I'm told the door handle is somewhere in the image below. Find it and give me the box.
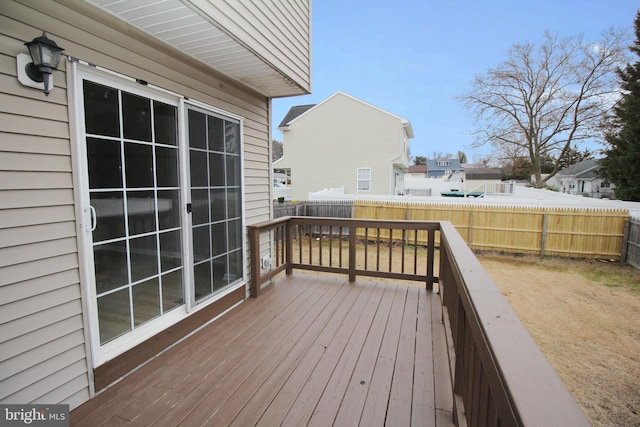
[88,205,97,232]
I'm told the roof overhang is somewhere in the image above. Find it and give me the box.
[401,120,415,139]
[84,0,309,97]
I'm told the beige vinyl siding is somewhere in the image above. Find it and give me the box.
[277,93,409,199]
[1,0,275,409]
[0,3,87,407]
[188,0,312,94]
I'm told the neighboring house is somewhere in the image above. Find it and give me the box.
[426,158,464,178]
[0,0,310,410]
[274,92,414,199]
[552,159,614,198]
[406,164,427,177]
[404,165,431,196]
[464,167,504,193]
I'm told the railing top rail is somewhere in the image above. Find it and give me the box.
[248,215,292,231]
[439,221,588,426]
[249,216,442,231]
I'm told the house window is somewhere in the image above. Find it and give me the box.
[357,168,371,191]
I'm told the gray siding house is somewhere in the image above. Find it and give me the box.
[0,0,310,409]
[426,158,464,178]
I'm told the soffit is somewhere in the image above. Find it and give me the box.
[84,0,305,97]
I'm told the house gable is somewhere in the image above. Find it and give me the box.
[426,158,464,177]
[275,92,413,199]
[283,91,414,138]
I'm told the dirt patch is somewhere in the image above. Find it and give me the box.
[477,253,640,427]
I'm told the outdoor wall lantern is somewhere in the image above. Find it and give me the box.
[16,32,64,96]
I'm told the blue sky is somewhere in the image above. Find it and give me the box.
[272,0,638,163]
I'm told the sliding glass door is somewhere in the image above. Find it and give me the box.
[79,74,245,352]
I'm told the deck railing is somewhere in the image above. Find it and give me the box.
[248,216,438,297]
[248,216,588,426]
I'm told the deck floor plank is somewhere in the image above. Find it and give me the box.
[213,277,362,425]
[331,284,398,426]
[126,277,315,423]
[359,285,409,427]
[169,276,346,425]
[133,275,323,426]
[273,284,387,427]
[413,288,437,427]
[387,286,420,426]
[71,274,453,427]
[306,282,387,426]
[246,277,369,426]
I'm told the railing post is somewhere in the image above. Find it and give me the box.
[427,229,435,291]
[249,225,261,298]
[348,224,356,282]
[286,220,293,275]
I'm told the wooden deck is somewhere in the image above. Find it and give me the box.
[71,274,454,426]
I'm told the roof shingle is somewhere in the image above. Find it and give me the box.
[278,104,316,128]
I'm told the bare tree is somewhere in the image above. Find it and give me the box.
[272,139,283,161]
[461,30,629,186]
[430,151,453,160]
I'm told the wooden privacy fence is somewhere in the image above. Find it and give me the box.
[354,201,629,260]
[276,200,631,261]
[624,217,640,268]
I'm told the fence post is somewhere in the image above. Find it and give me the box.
[540,214,548,257]
[621,219,631,264]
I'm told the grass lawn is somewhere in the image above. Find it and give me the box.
[478,253,640,427]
